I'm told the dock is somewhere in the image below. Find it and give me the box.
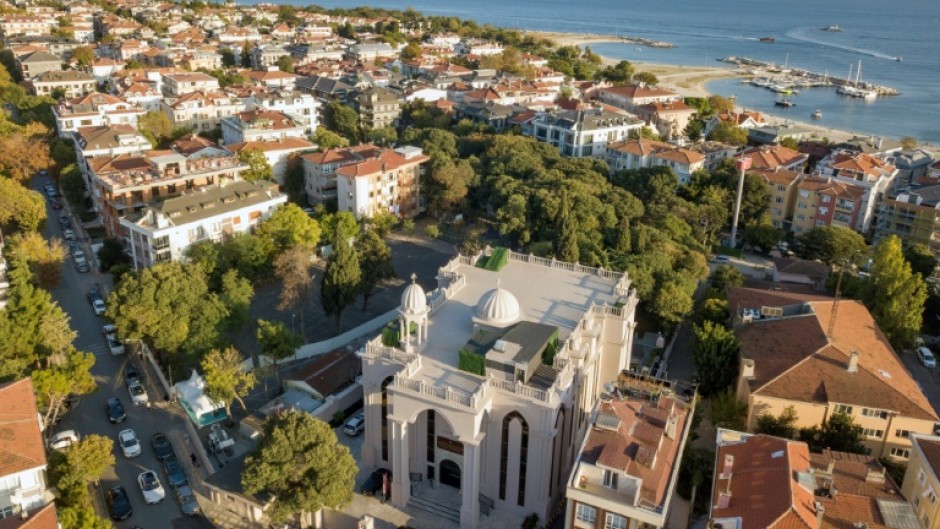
[719,56,900,96]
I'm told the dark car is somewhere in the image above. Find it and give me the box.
[175,484,200,516]
[152,433,175,461]
[105,397,126,424]
[360,468,392,497]
[51,198,63,209]
[163,456,188,489]
[106,485,133,521]
[125,364,141,387]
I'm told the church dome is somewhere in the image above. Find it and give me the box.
[400,273,427,314]
[473,282,522,327]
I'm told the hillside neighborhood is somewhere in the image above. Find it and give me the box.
[0,2,939,529]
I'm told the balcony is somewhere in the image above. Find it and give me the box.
[572,464,641,508]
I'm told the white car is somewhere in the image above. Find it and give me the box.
[343,412,365,436]
[107,334,125,355]
[91,299,106,316]
[918,346,937,369]
[118,429,142,458]
[127,380,148,406]
[102,324,117,336]
[48,430,80,450]
[137,470,166,504]
[63,228,75,241]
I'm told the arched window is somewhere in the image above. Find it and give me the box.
[380,376,393,462]
[550,406,566,498]
[499,411,529,506]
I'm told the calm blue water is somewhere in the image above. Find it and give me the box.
[265,0,940,142]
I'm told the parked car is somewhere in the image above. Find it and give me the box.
[46,187,58,199]
[88,290,106,315]
[108,334,125,355]
[103,323,117,336]
[119,428,142,458]
[74,258,89,273]
[105,397,126,424]
[918,346,936,369]
[175,484,200,516]
[128,380,148,406]
[360,468,392,497]
[137,470,166,504]
[63,228,75,240]
[125,364,141,387]
[343,412,365,436]
[106,486,133,520]
[48,430,80,450]
[57,214,70,227]
[151,433,175,461]
[163,456,188,489]
[51,198,63,209]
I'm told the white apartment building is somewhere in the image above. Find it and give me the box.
[301,143,386,205]
[359,249,640,529]
[336,146,428,219]
[217,27,262,44]
[817,150,899,234]
[0,16,55,36]
[251,44,290,69]
[595,84,680,113]
[29,70,96,98]
[121,180,286,269]
[606,139,707,185]
[246,91,320,136]
[220,109,306,146]
[0,378,57,525]
[160,91,246,132]
[53,93,145,138]
[525,109,643,158]
[73,124,152,185]
[162,72,220,97]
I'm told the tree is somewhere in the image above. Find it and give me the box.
[0,133,53,182]
[284,155,305,204]
[797,226,869,266]
[864,235,928,350]
[368,211,396,238]
[707,121,748,145]
[257,203,322,252]
[651,280,693,328]
[221,49,237,67]
[240,41,255,68]
[321,211,358,246]
[32,349,97,428]
[219,269,254,329]
[256,318,302,379]
[426,158,471,217]
[364,126,397,147]
[201,346,256,417]
[137,110,174,147]
[312,126,349,149]
[903,244,937,279]
[711,264,744,291]
[59,163,87,214]
[707,388,747,430]
[697,297,730,324]
[707,95,735,114]
[900,136,918,150]
[238,148,273,181]
[400,42,422,61]
[634,71,659,86]
[96,238,129,272]
[692,320,739,397]
[54,434,115,490]
[71,45,94,66]
[0,177,46,231]
[276,55,294,73]
[58,504,113,529]
[599,60,634,83]
[273,247,316,340]
[743,223,783,254]
[778,136,799,150]
[320,227,361,330]
[755,406,798,438]
[7,231,65,288]
[799,413,865,454]
[322,101,360,144]
[242,410,357,522]
[355,229,395,310]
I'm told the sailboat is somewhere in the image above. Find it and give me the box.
[837,61,877,100]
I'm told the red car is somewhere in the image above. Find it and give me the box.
[51,198,63,209]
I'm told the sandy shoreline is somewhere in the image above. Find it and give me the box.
[522,30,889,145]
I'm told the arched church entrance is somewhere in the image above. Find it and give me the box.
[439,459,461,489]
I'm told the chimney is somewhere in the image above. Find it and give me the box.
[847,351,859,373]
[720,454,734,479]
[815,501,825,528]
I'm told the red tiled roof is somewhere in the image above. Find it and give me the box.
[601,84,677,99]
[0,503,58,529]
[737,145,807,170]
[0,379,46,477]
[225,138,314,153]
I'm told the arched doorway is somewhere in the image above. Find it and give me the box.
[439,459,461,489]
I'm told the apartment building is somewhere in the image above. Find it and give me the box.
[633,100,697,140]
[53,93,145,138]
[73,124,152,185]
[246,91,320,136]
[710,429,913,529]
[902,434,940,529]
[355,87,402,130]
[595,84,679,113]
[224,138,314,184]
[728,286,938,460]
[89,145,250,238]
[565,373,694,529]
[29,70,96,98]
[605,139,706,184]
[0,378,58,528]
[704,110,765,136]
[755,168,804,230]
[217,27,262,44]
[336,146,428,219]
[121,180,286,269]
[162,72,220,97]
[251,44,290,69]
[15,50,60,80]
[220,109,307,146]
[736,144,809,172]
[300,143,385,204]
[526,108,643,158]
[0,16,55,37]
[789,177,867,234]
[875,187,940,276]
[160,91,246,132]
[817,150,899,234]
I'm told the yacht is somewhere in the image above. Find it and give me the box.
[837,61,878,100]
[823,24,842,32]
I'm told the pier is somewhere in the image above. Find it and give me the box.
[719,56,900,96]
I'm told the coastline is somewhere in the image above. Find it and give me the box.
[523,30,893,145]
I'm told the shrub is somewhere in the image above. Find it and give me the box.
[458,347,485,375]
[484,247,509,271]
[424,223,441,239]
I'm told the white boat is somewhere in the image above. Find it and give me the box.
[837,61,877,100]
[823,24,842,32]
[811,109,822,119]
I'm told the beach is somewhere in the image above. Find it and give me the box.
[523,30,899,146]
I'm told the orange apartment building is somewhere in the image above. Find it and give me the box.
[335,146,428,219]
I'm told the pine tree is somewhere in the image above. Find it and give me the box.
[355,229,395,311]
[864,235,928,351]
[320,227,361,330]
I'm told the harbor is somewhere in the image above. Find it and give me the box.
[720,56,901,96]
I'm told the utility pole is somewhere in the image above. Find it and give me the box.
[730,156,751,248]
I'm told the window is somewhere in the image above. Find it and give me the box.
[920,469,927,485]
[890,448,911,459]
[575,504,596,525]
[0,506,13,519]
[605,513,628,529]
[380,376,393,462]
[775,196,784,203]
[834,405,853,415]
[896,430,911,439]
[777,185,787,192]
[821,195,831,203]
[499,411,529,506]
[861,408,887,419]
[603,470,618,489]
[861,428,883,438]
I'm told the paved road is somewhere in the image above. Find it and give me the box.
[37,178,197,529]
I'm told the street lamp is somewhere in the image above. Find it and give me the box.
[729,156,752,248]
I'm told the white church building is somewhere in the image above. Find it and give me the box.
[358,249,640,529]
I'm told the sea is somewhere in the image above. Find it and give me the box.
[263,0,940,143]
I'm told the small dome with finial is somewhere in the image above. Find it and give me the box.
[400,273,427,314]
[473,279,522,328]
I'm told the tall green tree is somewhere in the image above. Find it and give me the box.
[864,235,928,350]
[707,121,748,145]
[692,320,740,397]
[273,247,316,340]
[797,226,869,266]
[322,100,360,144]
[257,203,322,252]
[355,229,395,310]
[707,388,748,430]
[219,269,254,329]
[799,413,865,454]
[0,176,47,231]
[755,406,799,438]
[320,227,361,330]
[238,148,274,181]
[32,348,97,427]
[311,126,349,149]
[903,243,937,279]
[276,55,294,73]
[256,319,303,374]
[137,110,175,147]
[242,410,357,521]
[201,346,256,417]
[711,264,744,291]
[651,279,694,328]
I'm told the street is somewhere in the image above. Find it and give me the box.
[37,178,202,529]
